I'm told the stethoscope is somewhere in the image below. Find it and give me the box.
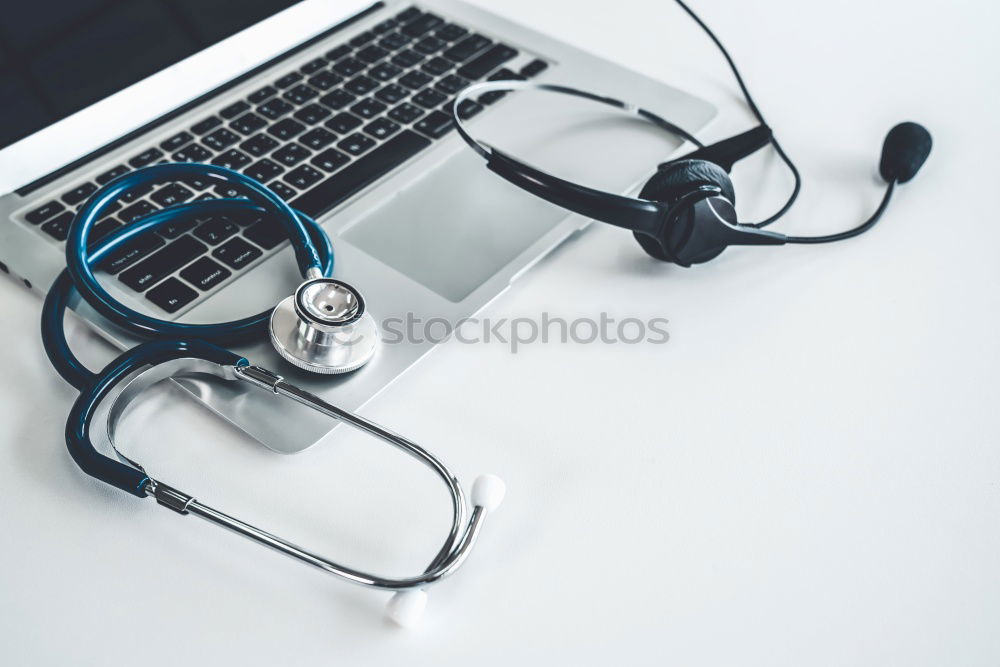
[40,163,505,627]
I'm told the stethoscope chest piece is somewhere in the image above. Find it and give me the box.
[270,277,379,374]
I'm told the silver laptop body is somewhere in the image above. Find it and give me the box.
[0,0,715,452]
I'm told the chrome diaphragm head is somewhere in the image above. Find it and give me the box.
[269,278,379,374]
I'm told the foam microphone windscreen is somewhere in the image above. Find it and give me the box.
[879,122,932,183]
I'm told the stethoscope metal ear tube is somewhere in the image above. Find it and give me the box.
[42,163,505,627]
[99,355,500,592]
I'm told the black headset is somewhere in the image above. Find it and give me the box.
[451,0,933,268]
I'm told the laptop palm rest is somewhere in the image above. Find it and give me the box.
[341,92,683,302]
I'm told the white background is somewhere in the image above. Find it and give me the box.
[1,1,998,665]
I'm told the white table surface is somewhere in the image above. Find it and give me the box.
[2,1,998,665]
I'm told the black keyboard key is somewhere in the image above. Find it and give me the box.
[119,184,153,203]
[375,83,409,104]
[435,74,470,95]
[226,208,264,227]
[388,102,424,124]
[248,86,277,104]
[350,30,376,47]
[436,23,468,42]
[173,143,213,162]
[213,237,262,270]
[364,117,400,140]
[455,98,484,119]
[308,70,342,91]
[194,216,238,245]
[488,67,523,82]
[414,36,445,54]
[211,149,252,170]
[372,18,397,34]
[245,158,284,183]
[180,257,231,291]
[300,57,328,74]
[401,12,443,37]
[391,49,424,68]
[396,7,421,22]
[89,218,123,247]
[332,57,365,77]
[119,235,206,291]
[96,164,130,185]
[399,70,432,89]
[325,44,351,61]
[291,130,431,218]
[272,143,311,166]
[479,90,506,105]
[41,211,74,241]
[274,71,303,89]
[283,83,319,105]
[311,148,350,172]
[220,100,250,119]
[231,112,267,135]
[214,184,249,200]
[444,34,492,63]
[191,116,222,134]
[283,164,325,189]
[146,277,198,313]
[521,59,549,78]
[119,200,157,223]
[157,216,196,239]
[357,45,389,64]
[379,31,412,51]
[98,232,164,273]
[150,183,193,208]
[294,103,331,125]
[370,62,403,81]
[161,131,192,152]
[350,98,387,119]
[299,127,337,150]
[414,110,454,138]
[240,133,279,157]
[319,89,356,110]
[413,88,447,109]
[458,44,518,79]
[268,181,297,201]
[76,199,120,216]
[128,148,163,168]
[203,128,241,151]
[345,75,379,96]
[258,98,294,119]
[325,112,363,134]
[182,174,212,190]
[422,56,453,76]
[268,118,306,140]
[26,200,65,224]
[243,217,286,250]
[338,133,376,156]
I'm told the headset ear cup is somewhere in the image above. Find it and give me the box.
[633,159,737,262]
[633,231,672,261]
[639,159,736,205]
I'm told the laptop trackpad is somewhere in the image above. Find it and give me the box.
[341,93,682,302]
[342,150,563,302]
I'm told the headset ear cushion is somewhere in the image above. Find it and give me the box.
[632,159,736,263]
[639,159,736,206]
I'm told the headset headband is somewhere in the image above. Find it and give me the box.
[451,81,704,235]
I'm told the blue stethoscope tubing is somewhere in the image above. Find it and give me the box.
[39,163,503,626]
[41,163,334,495]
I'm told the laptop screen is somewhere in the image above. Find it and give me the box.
[0,0,302,150]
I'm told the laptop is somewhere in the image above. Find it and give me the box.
[0,0,715,452]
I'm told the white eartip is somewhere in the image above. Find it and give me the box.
[386,590,428,628]
[471,474,506,512]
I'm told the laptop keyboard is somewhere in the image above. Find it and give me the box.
[19,6,549,314]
